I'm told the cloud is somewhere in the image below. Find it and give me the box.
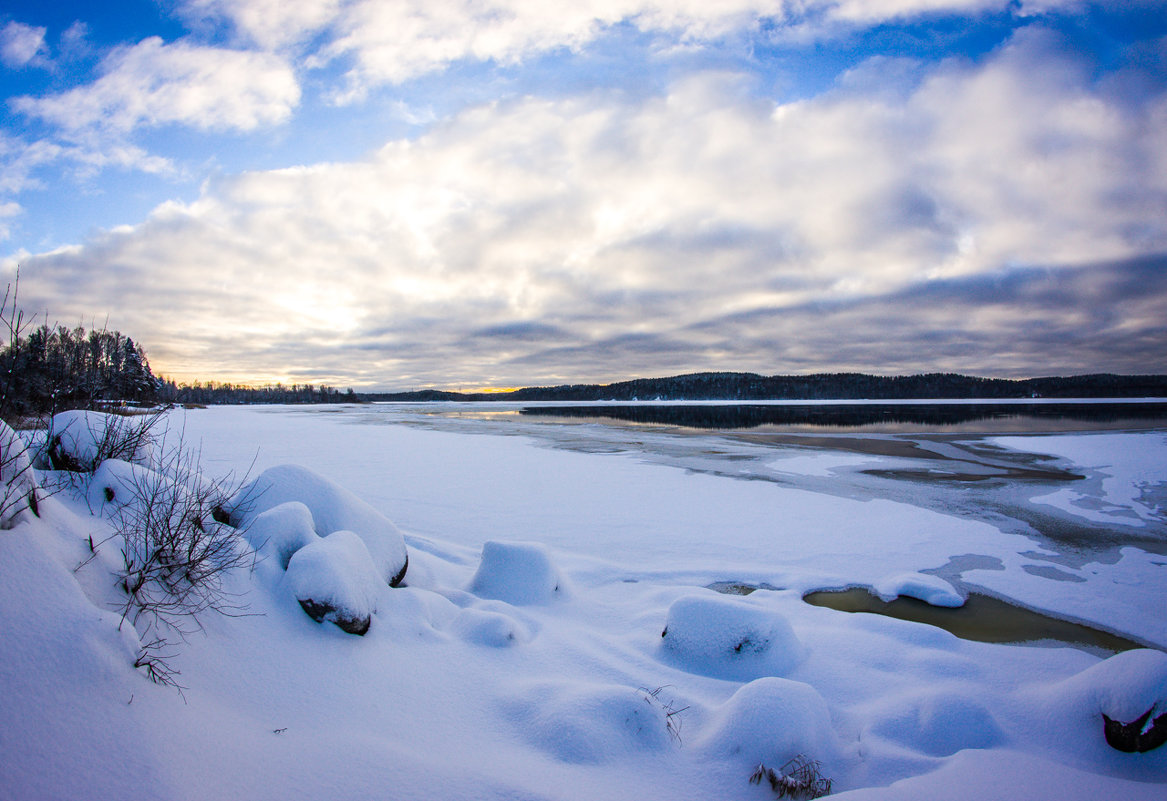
[180,0,341,50]
[0,201,21,241]
[0,21,47,68]
[0,132,175,199]
[679,256,1167,377]
[171,0,1093,101]
[11,37,300,134]
[6,26,1166,387]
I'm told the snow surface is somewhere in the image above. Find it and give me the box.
[2,403,1166,800]
[660,594,805,680]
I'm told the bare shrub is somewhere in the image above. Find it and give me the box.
[639,685,690,745]
[133,637,186,694]
[71,419,256,687]
[108,430,253,636]
[47,409,163,473]
[750,756,832,799]
[1,422,40,528]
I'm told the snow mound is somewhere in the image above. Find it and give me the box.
[245,501,318,569]
[867,690,1004,756]
[508,683,678,763]
[697,677,839,767]
[873,572,964,607]
[1049,648,1167,754]
[1048,648,1167,721]
[660,594,804,679]
[1019,648,1167,766]
[1,420,38,527]
[47,410,154,471]
[450,607,532,647]
[233,464,408,586]
[86,458,157,514]
[468,540,568,605]
[284,530,382,635]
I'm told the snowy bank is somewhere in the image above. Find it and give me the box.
[2,404,1165,801]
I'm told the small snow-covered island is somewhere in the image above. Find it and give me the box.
[2,395,1166,800]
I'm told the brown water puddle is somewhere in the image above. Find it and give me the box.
[708,582,1144,654]
[801,588,1144,654]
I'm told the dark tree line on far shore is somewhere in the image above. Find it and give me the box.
[367,371,1167,402]
[156,380,358,406]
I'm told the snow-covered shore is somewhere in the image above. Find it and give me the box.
[2,404,1165,800]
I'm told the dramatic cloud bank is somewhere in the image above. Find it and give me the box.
[2,2,1165,387]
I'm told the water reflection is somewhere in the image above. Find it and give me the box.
[518,402,1167,432]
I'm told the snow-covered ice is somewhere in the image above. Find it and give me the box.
[2,402,1165,800]
[992,433,1167,525]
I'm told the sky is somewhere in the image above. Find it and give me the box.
[1,1,1166,391]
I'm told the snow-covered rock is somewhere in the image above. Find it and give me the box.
[1046,648,1167,754]
[468,540,567,605]
[697,677,839,767]
[873,572,964,607]
[87,458,158,514]
[233,464,408,586]
[1,420,39,527]
[47,410,155,472]
[284,530,382,635]
[245,501,318,569]
[660,594,804,679]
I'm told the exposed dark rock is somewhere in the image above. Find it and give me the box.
[47,436,86,472]
[389,554,408,588]
[297,598,371,636]
[1103,708,1167,753]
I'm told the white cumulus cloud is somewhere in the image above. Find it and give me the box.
[0,21,47,68]
[11,37,300,134]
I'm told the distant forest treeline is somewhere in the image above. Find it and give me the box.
[367,372,1167,402]
[156,380,358,406]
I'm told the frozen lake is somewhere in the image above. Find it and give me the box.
[182,399,1167,648]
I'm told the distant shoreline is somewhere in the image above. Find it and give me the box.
[362,371,1167,403]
